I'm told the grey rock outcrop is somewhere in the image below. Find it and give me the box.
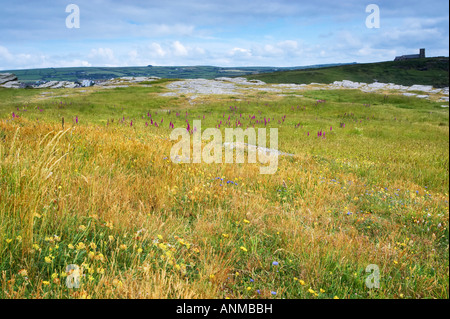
[119,76,161,82]
[36,81,79,89]
[0,73,21,88]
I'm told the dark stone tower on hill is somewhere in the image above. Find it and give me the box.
[420,48,425,58]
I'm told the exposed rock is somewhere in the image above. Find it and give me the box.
[332,80,363,88]
[119,76,161,82]
[0,73,21,88]
[81,80,94,87]
[407,85,433,92]
[160,92,178,97]
[367,82,387,89]
[1,81,21,89]
[215,77,266,85]
[326,79,442,100]
[166,79,239,95]
[0,73,17,84]
[158,77,446,100]
[386,83,409,90]
[36,81,79,89]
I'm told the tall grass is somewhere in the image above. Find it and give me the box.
[0,85,448,299]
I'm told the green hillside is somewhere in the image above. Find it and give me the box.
[246,57,449,88]
[2,63,351,84]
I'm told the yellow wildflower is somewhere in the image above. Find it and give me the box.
[95,253,105,262]
[112,279,123,288]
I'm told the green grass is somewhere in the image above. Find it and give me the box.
[246,57,449,88]
[0,83,448,299]
[4,65,343,84]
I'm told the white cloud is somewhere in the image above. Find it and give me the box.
[263,44,284,56]
[228,47,252,57]
[149,43,166,57]
[0,1,448,69]
[172,41,188,56]
[0,45,92,70]
[50,60,92,68]
[336,31,362,49]
[0,45,14,61]
[87,48,117,66]
[278,40,298,50]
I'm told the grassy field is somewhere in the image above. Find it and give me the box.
[246,57,449,88]
[3,64,350,84]
[0,81,448,299]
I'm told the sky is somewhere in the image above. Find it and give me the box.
[0,0,448,70]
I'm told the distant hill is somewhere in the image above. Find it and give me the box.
[245,57,449,88]
[1,63,354,84]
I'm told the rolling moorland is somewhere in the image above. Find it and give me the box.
[0,63,448,299]
[2,63,353,84]
[246,57,449,88]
